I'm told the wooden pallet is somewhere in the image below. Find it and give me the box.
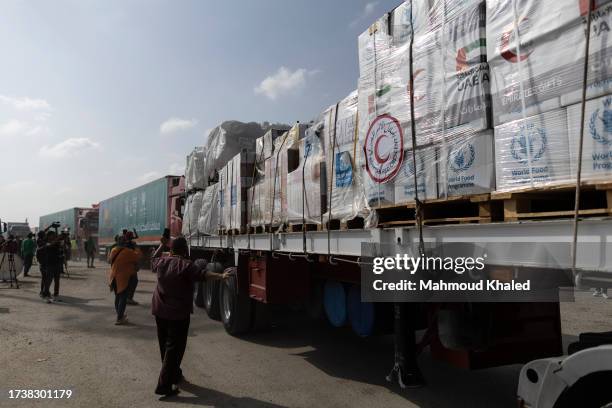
[287,223,319,233]
[324,217,365,231]
[376,193,503,227]
[491,182,612,221]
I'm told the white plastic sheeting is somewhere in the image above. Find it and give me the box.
[185,146,207,191]
[182,191,204,238]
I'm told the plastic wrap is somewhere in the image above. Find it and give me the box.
[438,131,495,197]
[246,180,268,227]
[218,165,229,230]
[487,0,612,126]
[203,121,266,182]
[221,151,256,231]
[567,94,612,181]
[255,127,290,164]
[318,91,368,223]
[394,145,438,204]
[198,183,220,235]
[185,146,207,191]
[494,108,570,191]
[287,133,326,224]
[264,124,305,227]
[182,191,204,238]
[413,0,490,144]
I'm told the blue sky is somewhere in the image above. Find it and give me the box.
[0,0,399,226]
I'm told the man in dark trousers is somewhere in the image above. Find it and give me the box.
[21,233,36,277]
[84,235,96,268]
[150,237,229,397]
[41,230,64,303]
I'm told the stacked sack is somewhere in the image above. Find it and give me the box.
[185,146,207,191]
[488,0,612,191]
[182,191,204,239]
[358,0,495,209]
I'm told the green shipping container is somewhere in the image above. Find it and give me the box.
[39,208,79,237]
[98,177,168,246]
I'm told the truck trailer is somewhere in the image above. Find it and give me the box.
[39,207,99,255]
[97,176,184,261]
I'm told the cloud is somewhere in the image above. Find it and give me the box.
[0,95,51,111]
[39,137,101,159]
[254,66,318,100]
[0,120,29,137]
[350,1,379,28]
[160,117,198,134]
[140,171,160,181]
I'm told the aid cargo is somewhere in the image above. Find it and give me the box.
[439,131,495,197]
[394,145,438,203]
[494,108,571,192]
[567,94,612,181]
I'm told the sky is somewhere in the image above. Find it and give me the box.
[0,0,400,227]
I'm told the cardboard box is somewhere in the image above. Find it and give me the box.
[394,145,438,204]
[439,131,495,197]
[494,108,571,191]
[566,94,612,181]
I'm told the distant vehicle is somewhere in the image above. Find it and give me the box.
[97,176,184,262]
[0,221,31,240]
[39,208,99,255]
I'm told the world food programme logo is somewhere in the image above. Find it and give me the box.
[511,127,547,164]
[500,17,534,63]
[589,97,612,145]
[364,115,404,183]
[449,143,475,173]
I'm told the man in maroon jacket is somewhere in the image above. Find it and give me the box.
[151,236,230,397]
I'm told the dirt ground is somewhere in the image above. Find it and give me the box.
[0,261,610,408]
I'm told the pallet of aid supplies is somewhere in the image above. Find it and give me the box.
[490,181,612,222]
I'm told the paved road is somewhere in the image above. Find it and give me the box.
[0,261,607,408]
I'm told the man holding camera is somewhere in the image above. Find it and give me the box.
[108,235,142,325]
[40,230,65,303]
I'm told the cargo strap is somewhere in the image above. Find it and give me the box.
[572,1,594,273]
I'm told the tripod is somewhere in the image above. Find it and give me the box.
[0,251,20,289]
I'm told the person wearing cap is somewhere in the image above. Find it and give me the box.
[21,233,36,277]
[108,235,142,325]
[150,236,230,397]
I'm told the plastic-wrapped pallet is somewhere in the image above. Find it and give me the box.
[198,183,220,235]
[438,131,495,197]
[264,124,305,227]
[203,121,266,182]
[182,191,204,238]
[413,0,490,144]
[318,91,368,223]
[567,94,612,181]
[287,133,326,224]
[222,151,256,231]
[185,146,206,191]
[246,180,268,227]
[218,165,229,230]
[487,0,612,126]
[255,127,291,164]
[495,108,571,191]
[394,145,438,204]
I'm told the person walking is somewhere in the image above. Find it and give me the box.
[123,231,140,305]
[84,236,96,268]
[108,237,142,325]
[41,231,64,303]
[36,231,47,298]
[151,237,229,397]
[21,233,36,277]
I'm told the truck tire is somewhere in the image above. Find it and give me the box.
[220,271,252,336]
[194,281,205,308]
[204,280,221,321]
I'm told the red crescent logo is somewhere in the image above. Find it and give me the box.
[374,135,390,164]
[500,18,533,63]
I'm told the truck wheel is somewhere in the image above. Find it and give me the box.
[194,281,205,308]
[220,271,252,336]
[204,280,221,320]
